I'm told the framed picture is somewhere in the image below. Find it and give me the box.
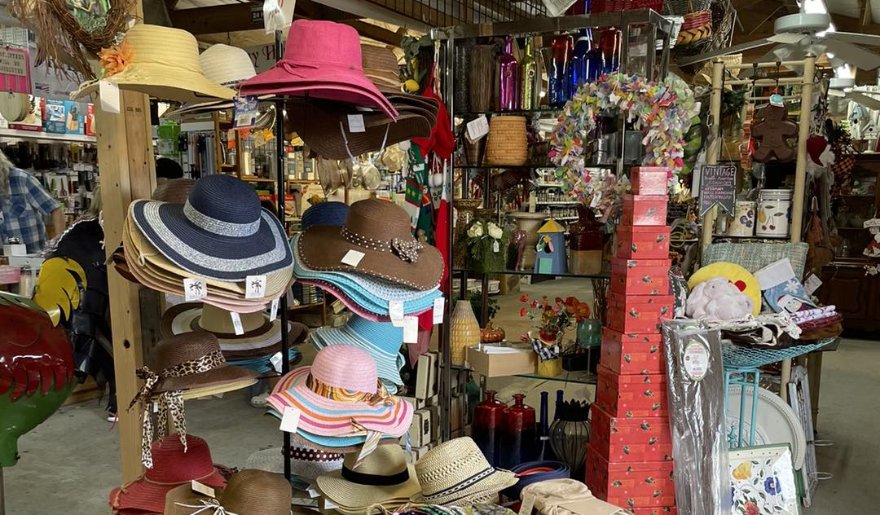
[788,365,818,508]
[729,444,801,515]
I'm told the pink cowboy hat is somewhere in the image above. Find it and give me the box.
[238,20,398,119]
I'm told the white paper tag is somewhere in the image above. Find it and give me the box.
[280,406,302,434]
[432,297,445,325]
[683,341,710,381]
[466,115,490,142]
[347,114,366,133]
[245,274,267,299]
[519,493,536,515]
[152,401,158,413]
[341,249,365,267]
[183,277,207,302]
[233,96,259,129]
[191,480,215,498]
[389,300,405,326]
[403,316,418,343]
[270,298,279,322]
[804,274,822,295]
[493,240,500,253]
[270,351,283,374]
[779,294,805,313]
[230,311,244,336]
[99,80,120,114]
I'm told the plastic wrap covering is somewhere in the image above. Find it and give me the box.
[661,320,731,514]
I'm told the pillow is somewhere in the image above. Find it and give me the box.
[688,261,761,316]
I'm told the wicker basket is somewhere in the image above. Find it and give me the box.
[677,9,713,46]
[485,116,528,166]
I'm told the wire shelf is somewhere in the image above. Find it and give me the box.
[722,338,838,370]
[364,0,547,27]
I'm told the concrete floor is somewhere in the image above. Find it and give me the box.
[4,277,878,513]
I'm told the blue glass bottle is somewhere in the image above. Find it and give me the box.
[569,29,591,95]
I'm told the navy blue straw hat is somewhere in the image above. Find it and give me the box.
[130,174,293,281]
[301,201,349,230]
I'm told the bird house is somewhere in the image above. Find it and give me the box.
[533,218,567,275]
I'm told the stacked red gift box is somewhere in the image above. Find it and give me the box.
[586,167,676,515]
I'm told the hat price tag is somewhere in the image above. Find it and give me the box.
[230,312,244,336]
[270,351,283,374]
[341,249,365,267]
[183,278,207,302]
[269,298,280,322]
[403,316,418,343]
[432,297,445,325]
[466,115,489,142]
[518,494,536,515]
[233,96,259,129]
[245,274,267,299]
[347,114,366,133]
[280,406,301,434]
[98,80,120,114]
[191,480,215,498]
[389,300,405,327]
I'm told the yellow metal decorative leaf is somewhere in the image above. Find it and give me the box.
[32,257,87,327]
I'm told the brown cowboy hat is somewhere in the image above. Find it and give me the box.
[297,198,443,290]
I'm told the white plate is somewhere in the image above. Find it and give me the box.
[726,384,807,470]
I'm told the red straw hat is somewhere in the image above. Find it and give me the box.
[239,20,398,120]
[108,435,226,513]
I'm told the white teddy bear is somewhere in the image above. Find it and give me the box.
[686,277,754,321]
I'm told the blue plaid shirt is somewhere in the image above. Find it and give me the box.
[1,168,61,253]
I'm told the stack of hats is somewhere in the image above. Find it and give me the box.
[267,345,412,453]
[316,445,421,514]
[109,435,227,514]
[127,333,258,469]
[163,43,258,118]
[116,174,294,313]
[161,302,306,374]
[246,445,344,487]
[164,469,292,515]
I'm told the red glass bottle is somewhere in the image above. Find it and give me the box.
[500,393,537,468]
[598,28,622,74]
[472,390,507,466]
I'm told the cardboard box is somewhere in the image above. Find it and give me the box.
[600,329,665,376]
[585,446,675,508]
[595,365,668,417]
[399,396,426,410]
[589,404,672,463]
[416,352,438,399]
[466,344,537,377]
[407,408,432,448]
[606,293,673,334]
[610,258,671,297]
[616,226,671,260]
[43,99,66,134]
[630,167,669,195]
[621,195,668,226]
[410,444,433,461]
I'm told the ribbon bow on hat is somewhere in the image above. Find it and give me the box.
[391,238,423,263]
[176,499,239,515]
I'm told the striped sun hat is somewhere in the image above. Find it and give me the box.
[267,345,412,438]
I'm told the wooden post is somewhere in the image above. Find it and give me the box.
[700,59,725,251]
[98,89,156,481]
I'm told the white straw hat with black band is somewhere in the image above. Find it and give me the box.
[129,174,293,281]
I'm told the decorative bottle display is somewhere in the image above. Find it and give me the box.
[499,393,537,468]
[520,36,537,110]
[548,34,573,108]
[569,30,591,93]
[450,300,480,365]
[473,390,507,466]
[498,35,519,111]
[598,28,621,74]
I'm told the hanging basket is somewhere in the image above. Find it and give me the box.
[676,10,713,46]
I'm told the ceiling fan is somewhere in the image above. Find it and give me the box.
[677,1,880,69]
[828,77,880,110]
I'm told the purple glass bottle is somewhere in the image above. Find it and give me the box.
[498,36,519,111]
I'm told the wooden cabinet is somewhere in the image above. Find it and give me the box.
[819,259,880,334]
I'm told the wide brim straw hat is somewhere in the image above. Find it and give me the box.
[164,469,291,515]
[247,446,343,481]
[297,198,443,290]
[411,437,518,506]
[129,174,293,281]
[310,315,405,390]
[72,24,235,104]
[287,423,401,454]
[150,332,258,394]
[287,100,432,160]
[109,435,227,513]
[317,445,421,510]
[266,345,412,438]
[239,20,397,119]
[161,302,309,357]
[361,44,401,89]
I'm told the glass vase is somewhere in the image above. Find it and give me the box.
[473,390,506,466]
[499,393,537,468]
[451,300,480,366]
[576,318,602,348]
[549,399,590,475]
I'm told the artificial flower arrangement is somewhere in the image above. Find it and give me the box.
[462,219,510,274]
[520,295,591,361]
[548,73,698,222]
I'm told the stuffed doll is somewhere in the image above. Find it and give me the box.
[686,277,754,321]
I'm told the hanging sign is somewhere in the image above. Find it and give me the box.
[698,164,737,216]
[0,46,31,94]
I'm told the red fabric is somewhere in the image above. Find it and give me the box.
[412,69,454,160]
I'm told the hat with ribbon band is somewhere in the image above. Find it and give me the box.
[164,469,292,515]
[129,332,257,468]
[317,445,421,510]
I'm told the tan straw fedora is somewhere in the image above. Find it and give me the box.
[412,437,517,506]
[72,24,235,103]
[164,469,292,515]
[317,445,421,510]
[362,44,402,89]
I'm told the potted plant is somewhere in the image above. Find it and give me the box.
[520,295,589,376]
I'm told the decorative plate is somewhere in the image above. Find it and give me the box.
[726,385,807,470]
[729,444,801,514]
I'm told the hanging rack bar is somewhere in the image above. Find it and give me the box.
[748,95,801,101]
[722,59,809,70]
[724,77,811,86]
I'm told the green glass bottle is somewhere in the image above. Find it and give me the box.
[520,36,537,110]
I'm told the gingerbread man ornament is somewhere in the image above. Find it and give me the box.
[751,104,798,162]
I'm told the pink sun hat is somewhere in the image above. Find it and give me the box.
[238,20,398,120]
[267,345,412,438]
